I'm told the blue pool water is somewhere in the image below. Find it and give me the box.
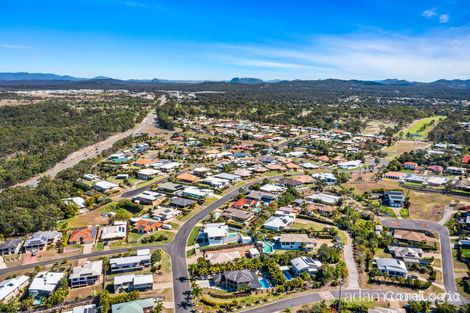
[283,270,293,281]
[227,233,238,239]
[259,278,272,288]
[262,241,274,254]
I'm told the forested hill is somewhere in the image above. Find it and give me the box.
[2,78,470,99]
[0,97,151,189]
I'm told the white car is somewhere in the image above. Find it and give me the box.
[161,224,172,230]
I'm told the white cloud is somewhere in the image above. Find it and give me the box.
[1,44,30,49]
[209,30,470,81]
[439,14,450,23]
[423,9,437,17]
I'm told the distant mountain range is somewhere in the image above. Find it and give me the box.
[1,72,470,88]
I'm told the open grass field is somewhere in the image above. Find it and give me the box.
[382,140,431,161]
[345,177,456,221]
[397,116,446,140]
[363,120,396,135]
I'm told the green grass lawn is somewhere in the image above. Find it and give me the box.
[462,249,470,259]
[187,226,201,246]
[381,206,398,218]
[96,242,104,251]
[399,207,410,218]
[397,116,446,140]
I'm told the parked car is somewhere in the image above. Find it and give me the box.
[162,224,172,230]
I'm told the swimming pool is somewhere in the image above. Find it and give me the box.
[259,277,273,289]
[283,270,293,281]
[262,241,274,254]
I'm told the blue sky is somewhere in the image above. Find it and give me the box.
[1,0,470,81]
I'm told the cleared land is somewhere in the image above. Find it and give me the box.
[363,120,396,135]
[382,140,430,161]
[397,116,446,140]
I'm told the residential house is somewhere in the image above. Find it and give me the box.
[387,246,423,264]
[376,258,408,277]
[263,211,295,231]
[0,275,29,303]
[463,155,470,165]
[205,251,242,265]
[101,222,127,242]
[110,249,151,274]
[181,187,207,200]
[137,168,159,180]
[427,165,444,174]
[69,261,103,288]
[29,271,65,298]
[384,172,407,180]
[455,179,470,192]
[291,256,322,276]
[0,238,23,256]
[156,182,183,194]
[132,191,165,205]
[134,159,156,167]
[337,160,362,169]
[152,207,182,221]
[221,208,254,224]
[248,248,261,258]
[403,162,418,170]
[393,229,427,244]
[279,234,316,251]
[425,176,449,187]
[294,175,315,184]
[114,274,154,293]
[64,197,86,209]
[133,219,162,234]
[404,174,426,184]
[260,184,284,193]
[307,193,340,205]
[111,298,155,313]
[305,203,335,217]
[202,223,229,245]
[94,180,119,192]
[213,270,262,290]
[68,226,98,245]
[246,191,277,203]
[201,176,230,189]
[447,166,466,176]
[382,191,404,208]
[232,198,259,209]
[169,196,195,208]
[83,174,98,181]
[23,231,62,251]
[312,172,337,185]
[65,304,97,313]
[276,178,302,187]
[176,173,200,184]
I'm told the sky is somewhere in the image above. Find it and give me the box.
[1,0,470,81]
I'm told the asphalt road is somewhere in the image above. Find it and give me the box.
[382,218,457,295]
[166,175,287,313]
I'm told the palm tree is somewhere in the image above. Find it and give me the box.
[191,281,202,299]
[153,302,164,313]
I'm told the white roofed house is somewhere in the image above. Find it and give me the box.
[23,231,62,252]
[375,258,408,277]
[151,206,182,221]
[337,160,362,169]
[131,190,165,205]
[94,180,119,192]
[312,173,337,185]
[279,234,316,251]
[136,168,160,180]
[181,187,207,200]
[213,173,241,182]
[29,271,65,299]
[113,274,154,293]
[69,261,103,288]
[0,275,29,303]
[291,256,322,276]
[260,184,285,193]
[202,223,230,246]
[200,176,230,189]
[306,193,340,205]
[263,211,295,231]
[109,249,151,274]
[100,222,127,242]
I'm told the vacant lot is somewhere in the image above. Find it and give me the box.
[382,140,430,161]
[363,120,396,135]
